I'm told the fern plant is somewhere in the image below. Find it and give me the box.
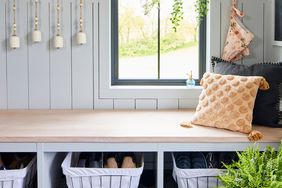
[194,0,209,24]
[219,144,282,188]
[143,0,209,32]
[170,0,184,32]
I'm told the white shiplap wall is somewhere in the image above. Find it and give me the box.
[0,2,7,109]
[265,0,282,62]
[0,0,278,110]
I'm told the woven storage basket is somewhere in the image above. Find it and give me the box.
[62,152,144,188]
[172,154,225,188]
[0,156,36,188]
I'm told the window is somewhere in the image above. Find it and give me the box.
[111,0,206,85]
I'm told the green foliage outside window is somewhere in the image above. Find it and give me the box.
[143,0,209,32]
[120,34,197,57]
[170,0,184,32]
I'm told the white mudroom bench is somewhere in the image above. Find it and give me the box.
[0,110,281,188]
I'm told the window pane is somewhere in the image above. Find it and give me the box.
[118,0,158,79]
[160,0,199,79]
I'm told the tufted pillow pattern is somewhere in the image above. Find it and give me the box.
[190,72,269,136]
[212,56,282,127]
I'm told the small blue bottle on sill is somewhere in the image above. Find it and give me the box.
[186,71,196,87]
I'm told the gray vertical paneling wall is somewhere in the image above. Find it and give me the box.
[242,0,264,65]
[6,0,29,109]
[28,0,50,109]
[71,0,93,109]
[49,0,72,109]
[0,0,280,109]
[0,2,7,109]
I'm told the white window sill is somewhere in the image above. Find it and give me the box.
[99,85,203,99]
[110,85,203,90]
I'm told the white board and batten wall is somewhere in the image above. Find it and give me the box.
[0,0,280,110]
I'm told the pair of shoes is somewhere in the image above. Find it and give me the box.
[0,154,6,170]
[174,152,191,169]
[174,152,207,169]
[88,153,103,168]
[206,152,237,169]
[1,153,33,170]
[105,157,118,168]
[77,153,103,168]
[217,152,237,168]
[121,156,136,168]
[104,152,118,168]
[104,153,136,168]
[77,153,87,167]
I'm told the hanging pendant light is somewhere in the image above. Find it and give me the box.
[10,0,20,49]
[32,0,42,43]
[54,0,63,49]
[76,0,86,45]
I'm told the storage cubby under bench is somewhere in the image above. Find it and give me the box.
[0,110,281,188]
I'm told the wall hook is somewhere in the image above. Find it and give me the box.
[10,0,20,49]
[76,0,86,45]
[54,0,63,49]
[32,0,42,43]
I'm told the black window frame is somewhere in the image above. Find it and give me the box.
[111,0,206,86]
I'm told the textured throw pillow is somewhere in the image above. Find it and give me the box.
[182,72,269,142]
[212,56,282,127]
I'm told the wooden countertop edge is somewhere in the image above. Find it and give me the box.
[0,136,280,143]
[0,110,281,143]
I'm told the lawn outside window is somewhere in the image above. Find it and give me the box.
[111,0,207,86]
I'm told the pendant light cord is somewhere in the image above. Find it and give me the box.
[12,0,17,36]
[34,0,39,31]
[56,0,61,36]
[79,0,84,32]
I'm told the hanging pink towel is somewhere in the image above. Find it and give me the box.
[222,0,254,62]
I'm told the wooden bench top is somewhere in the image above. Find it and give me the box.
[0,110,281,143]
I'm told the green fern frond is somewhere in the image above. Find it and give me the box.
[219,143,282,188]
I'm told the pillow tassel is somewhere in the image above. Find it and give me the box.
[180,121,193,128]
[248,130,264,142]
[259,78,269,90]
